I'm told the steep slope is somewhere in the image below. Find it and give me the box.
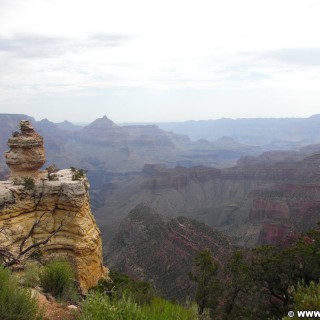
[106,204,232,301]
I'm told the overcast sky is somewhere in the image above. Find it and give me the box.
[0,0,320,123]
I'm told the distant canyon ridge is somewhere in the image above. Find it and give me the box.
[1,113,320,249]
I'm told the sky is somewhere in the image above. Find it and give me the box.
[0,0,320,123]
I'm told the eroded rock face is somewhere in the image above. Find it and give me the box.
[5,120,46,176]
[0,169,107,293]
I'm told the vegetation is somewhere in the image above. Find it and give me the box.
[0,265,43,320]
[46,164,59,181]
[79,293,197,320]
[39,260,77,301]
[3,228,320,320]
[21,261,41,288]
[282,281,320,319]
[94,270,155,305]
[188,249,221,317]
[22,176,35,190]
[188,230,320,319]
[70,167,87,181]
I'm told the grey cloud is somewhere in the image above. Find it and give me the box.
[0,34,68,58]
[258,47,320,66]
[87,33,134,47]
[0,32,133,59]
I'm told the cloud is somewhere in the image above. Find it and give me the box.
[87,33,134,47]
[258,47,320,66]
[0,32,133,59]
[0,34,67,58]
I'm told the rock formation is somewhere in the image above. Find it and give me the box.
[5,120,46,177]
[0,122,107,292]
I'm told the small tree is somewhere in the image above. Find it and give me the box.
[22,177,35,190]
[189,249,221,316]
[0,212,68,268]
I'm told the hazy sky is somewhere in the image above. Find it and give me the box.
[0,0,320,123]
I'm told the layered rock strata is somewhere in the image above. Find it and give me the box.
[0,169,106,292]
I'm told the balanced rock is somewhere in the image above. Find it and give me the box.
[5,120,46,176]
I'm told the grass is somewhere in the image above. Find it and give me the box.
[21,261,41,288]
[39,260,77,302]
[79,292,197,320]
[0,265,43,320]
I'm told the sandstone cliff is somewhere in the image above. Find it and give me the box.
[0,169,106,292]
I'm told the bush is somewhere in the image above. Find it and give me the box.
[142,297,198,320]
[21,262,41,288]
[79,292,197,320]
[70,167,87,181]
[22,177,35,190]
[0,265,43,320]
[39,260,76,300]
[94,270,155,304]
[282,281,320,319]
[80,293,144,320]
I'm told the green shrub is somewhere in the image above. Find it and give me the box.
[80,293,144,320]
[0,265,43,320]
[71,167,87,181]
[39,260,76,300]
[22,177,35,190]
[79,292,197,320]
[21,262,41,288]
[94,270,155,304]
[143,297,197,320]
[283,281,320,320]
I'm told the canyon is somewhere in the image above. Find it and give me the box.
[2,113,320,250]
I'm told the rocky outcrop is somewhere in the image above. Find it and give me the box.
[0,169,107,292]
[0,123,107,293]
[5,120,46,177]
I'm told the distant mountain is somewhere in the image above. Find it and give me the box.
[0,113,262,205]
[106,204,232,301]
[157,115,320,147]
[55,120,82,132]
